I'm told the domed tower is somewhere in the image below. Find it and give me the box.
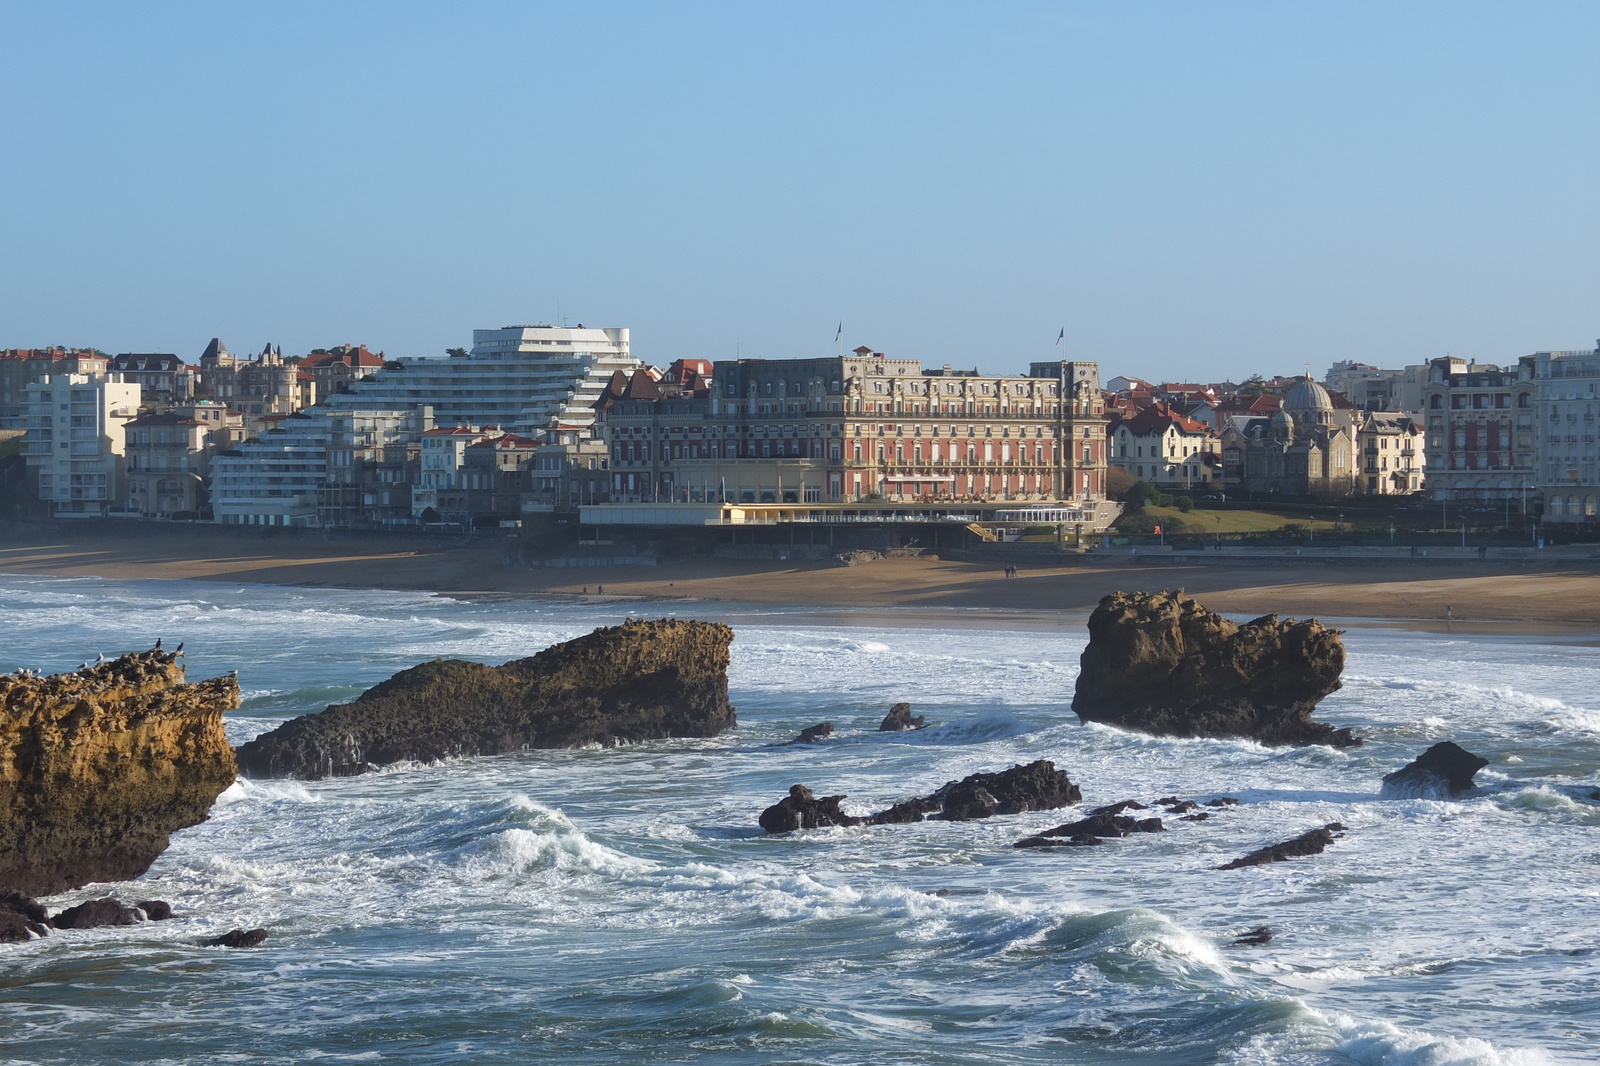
[1270,407,1295,442]
[1283,375,1335,437]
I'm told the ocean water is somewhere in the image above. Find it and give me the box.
[0,574,1597,1066]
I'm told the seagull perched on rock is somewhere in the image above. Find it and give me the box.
[96,652,105,663]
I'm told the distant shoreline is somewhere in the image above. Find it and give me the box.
[3,524,1600,634]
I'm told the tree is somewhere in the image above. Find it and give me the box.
[445,347,469,358]
[1239,374,1269,396]
[1105,465,1137,500]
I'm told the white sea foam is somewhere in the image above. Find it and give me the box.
[3,576,1597,1064]
[1333,1016,1557,1065]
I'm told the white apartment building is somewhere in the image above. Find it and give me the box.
[412,425,492,518]
[1528,341,1600,522]
[22,373,141,517]
[321,325,637,435]
[212,407,430,526]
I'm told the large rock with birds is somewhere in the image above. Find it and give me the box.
[0,649,238,896]
[236,619,736,779]
[1072,590,1357,746]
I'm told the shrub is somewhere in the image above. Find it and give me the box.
[1176,496,1194,513]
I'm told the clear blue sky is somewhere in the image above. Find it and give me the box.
[2,1,1596,382]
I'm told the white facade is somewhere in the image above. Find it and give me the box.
[212,407,428,526]
[321,325,637,435]
[412,426,491,516]
[22,374,141,517]
[1529,343,1600,521]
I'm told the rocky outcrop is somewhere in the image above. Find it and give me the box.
[1073,590,1357,747]
[929,762,1082,820]
[0,651,239,896]
[793,722,834,743]
[879,703,926,731]
[758,785,861,833]
[759,760,1080,833]
[50,897,141,929]
[203,928,267,948]
[0,892,49,942]
[1218,823,1347,870]
[1380,742,1488,798]
[236,620,736,780]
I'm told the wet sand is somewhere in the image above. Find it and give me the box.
[2,529,1598,630]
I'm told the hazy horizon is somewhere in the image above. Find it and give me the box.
[3,1,1596,380]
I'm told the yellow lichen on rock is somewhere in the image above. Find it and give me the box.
[0,650,239,895]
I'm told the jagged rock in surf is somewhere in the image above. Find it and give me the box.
[203,928,268,948]
[1014,833,1104,848]
[0,650,239,896]
[0,892,50,942]
[758,785,862,833]
[235,620,736,780]
[1089,800,1149,815]
[758,760,1080,833]
[1033,812,1166,839]
[1379,741,1488,798]
[879,703,926,731]
[1073,590,1358,747]
[1218,823,1347,870]
[929,761,1083,821]
[1232,926,1274,946]
[136,900,173,921]
[49,898,142,930]
[793,722,834,743]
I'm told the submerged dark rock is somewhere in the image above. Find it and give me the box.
[1036,812,1165,839]
[1014,833,1104,848]
[1073,590,1357,747]
[137,900,173,921]
[879,703,926,731]
[759,760,1080,833]
[794,722,834,743]
[0,650,239,896]
[1380,742,1489,799]
[1089,800,1149,816]
[1218,823,1347,870]
[203,928,267,948]
[1232,925,1274,946]
[236,619,736,779]
[0,892,49,942]
[758,785,863,833]
[50,898,141,929]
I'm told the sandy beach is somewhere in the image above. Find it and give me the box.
[2,526,1599,630]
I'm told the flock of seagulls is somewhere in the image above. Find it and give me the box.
[12,639,190,679]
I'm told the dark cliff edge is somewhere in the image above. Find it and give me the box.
[1072,589,1357,747]
[0,651,239,896]
[236,619,736,779]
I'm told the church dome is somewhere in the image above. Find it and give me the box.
[1284,375,1334,413]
